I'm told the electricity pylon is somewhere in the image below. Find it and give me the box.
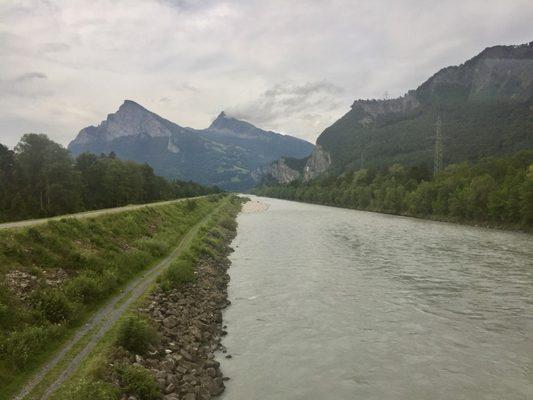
[433,116,443,176]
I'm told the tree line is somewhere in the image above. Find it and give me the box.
[254,150,533,229]
[0,134,220,222]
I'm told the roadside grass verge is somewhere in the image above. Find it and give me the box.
[0,194,226,399]
[49,195,245,400]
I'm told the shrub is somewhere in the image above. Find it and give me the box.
[31,289,74,323]
[117,364,162,400]
[58,378,118,400]
[185,199,197,211]
[0,301,7,323]
[1,324,63,369]
[66,275,101,304]
[158,257,195,291]
[26,227,44,243]
[137,238,169,257]
[219,216,237,231]
[116,315,157,354]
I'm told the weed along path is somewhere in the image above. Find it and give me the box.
[13,202,223,400]
[0,196,205,230]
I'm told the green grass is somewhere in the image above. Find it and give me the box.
[49,195,244,400]
[0,195,226,399]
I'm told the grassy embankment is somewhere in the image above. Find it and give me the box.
[48,195,245,400]
[0,195,226,399]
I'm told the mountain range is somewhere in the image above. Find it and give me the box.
[68,102,314,190]
[260,42,533,183]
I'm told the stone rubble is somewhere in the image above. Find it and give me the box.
[115,230,236,400]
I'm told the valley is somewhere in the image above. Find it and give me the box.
[1,3,532,398]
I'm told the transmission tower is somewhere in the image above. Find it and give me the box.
[433,116,443,176]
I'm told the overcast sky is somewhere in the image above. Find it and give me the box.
[0,0,532,148]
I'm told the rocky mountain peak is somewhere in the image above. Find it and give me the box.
[117,99,148,114]
[70,100,174,146]
[207,111,260,137]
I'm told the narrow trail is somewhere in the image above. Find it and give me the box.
[0,196,204,230]
[13,204,220,400]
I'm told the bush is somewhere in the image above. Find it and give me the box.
[137,238,169,257]
[31,289,75,323]
[0,301,7,323]
[116,315,157,354]
[1,324,63,369]
[66,275,101,304]
[58,378,118,400]
[117,364,162,400]
[158,257,195,291]
[185,199,197,211]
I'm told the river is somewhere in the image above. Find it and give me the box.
[218,197,533,400]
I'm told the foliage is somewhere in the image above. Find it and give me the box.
[57,378,119,400]
[0,324,64,370]
[116,315,157,354]
[255,151,533,228]
[31,289,75,323]
[0,134,220,222]
[317,71,532,174]
[116,364,162,400]
[158,256,196,291]
[158,195,244,291]
[0,196,223,389]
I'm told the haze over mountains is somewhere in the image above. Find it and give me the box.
[68,101,314,190]
[261,42,533,183]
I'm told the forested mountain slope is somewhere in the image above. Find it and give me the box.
[317,42,533,174]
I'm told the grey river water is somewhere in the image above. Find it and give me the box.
[218,197,533,400]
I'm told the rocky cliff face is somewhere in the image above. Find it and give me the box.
[316,42,533,173]
[252,158,302,184]
[68,101,314,190]
[303,146,331,181]
[259,42,533,187]
[417,43,533,103]
[256,145,331,184]
[350,93,421,126]
[73,100,174,145]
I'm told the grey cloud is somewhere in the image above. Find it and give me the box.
[175,83,199,93]
[0,0,532,148]
[41,42,71,53]
[15,72,47,82]
[0,72,51,100]
[228,80,346,139]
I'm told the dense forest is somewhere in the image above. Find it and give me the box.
[318,102,533,175]
[0,134,220,222]
[254,151,533,229]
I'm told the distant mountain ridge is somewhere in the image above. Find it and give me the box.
[68,101,314,190]
[260,42,533,183]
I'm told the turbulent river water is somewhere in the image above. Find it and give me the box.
[218,197,533,400]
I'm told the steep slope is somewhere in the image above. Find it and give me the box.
[68,102,314,190]
[317,42,533,175]
[203,111,314,165]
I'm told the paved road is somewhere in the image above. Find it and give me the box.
[0,196,205,230]
[12,200,222,400]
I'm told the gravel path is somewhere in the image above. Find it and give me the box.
[0,196,204,230]
[12,204,219,400]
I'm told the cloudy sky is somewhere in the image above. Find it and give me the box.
[1,0,532,148]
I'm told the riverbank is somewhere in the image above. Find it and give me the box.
[252,194,532,234]
[0,196,225,399]
[51,196,245,400]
